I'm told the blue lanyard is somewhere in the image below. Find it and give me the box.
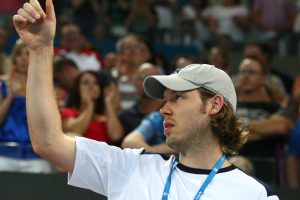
[162,154,225,200]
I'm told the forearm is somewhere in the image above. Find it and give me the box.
[63,105,94,135]
[0,94,14,125]
[246,132,263,141]
[121,132,151,149]
[249,115,292,136]
[106,102,124,142]
[27,46,74,161]
[122,134,177,155]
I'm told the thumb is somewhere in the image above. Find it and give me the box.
[45,0,56,21]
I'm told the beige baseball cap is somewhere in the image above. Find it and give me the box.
[143,64,237,112]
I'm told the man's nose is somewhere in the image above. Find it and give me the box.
[160,101,172,116]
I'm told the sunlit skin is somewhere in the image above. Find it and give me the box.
[160,89,231,169]
[160,89,211,155]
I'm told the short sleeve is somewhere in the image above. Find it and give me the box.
[68,137,144,196]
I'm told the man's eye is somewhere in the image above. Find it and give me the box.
[174,94,182,101]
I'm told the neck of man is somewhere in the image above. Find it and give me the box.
[178,134,231,169]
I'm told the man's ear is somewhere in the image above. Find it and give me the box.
[209,94,224,115]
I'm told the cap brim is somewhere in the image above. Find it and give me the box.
[144,75,200,99]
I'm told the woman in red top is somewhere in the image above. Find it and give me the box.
[60,70,123,144]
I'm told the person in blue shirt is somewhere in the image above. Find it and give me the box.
[122,111,177,154]
[0,40,54,173]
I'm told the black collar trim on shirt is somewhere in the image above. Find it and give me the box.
[176,163,236,174]
[141,149,171,160]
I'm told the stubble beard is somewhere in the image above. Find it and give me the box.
[166,106,210,156]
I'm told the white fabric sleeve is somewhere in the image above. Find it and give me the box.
[68,137,144,196]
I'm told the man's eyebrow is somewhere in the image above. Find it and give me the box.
[162,91,187,101]
[174,91,188,96]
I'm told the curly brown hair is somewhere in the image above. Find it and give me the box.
[198,88,248,154]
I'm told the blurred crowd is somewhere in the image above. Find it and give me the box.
[1,0,300,54]
[0,0,300,190]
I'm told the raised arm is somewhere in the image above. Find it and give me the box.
[13,0,75,172]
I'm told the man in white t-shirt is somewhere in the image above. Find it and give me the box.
[13,0,279,199]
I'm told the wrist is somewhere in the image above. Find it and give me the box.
[29,44,54,56]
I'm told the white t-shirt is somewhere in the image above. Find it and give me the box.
[68,137,279,200]
[56,49,101,71]
[202,5,248,42]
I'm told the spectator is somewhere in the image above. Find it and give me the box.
[102,52,117,72]
[286,116,300,188]
[125,0,157,40]
[179,0,210,50]
[173,54,194,70]
[232,42,290,107]
[0,40,54,173]
[235,57,292,183]
[286,75,300,188]
[69,0,105,19]
[207,46,231,75]
[55,22,103,71]
[154,52,170,74]
[118,63,162,136]
[68,0,107,37]
[112,34,144,109]
[153,0,175,43]
[14,1,280,199]
[135,39,156,67]
[122,111,177,155]
[60,70,123,143]
[202,0,249,50]
[105,0,131,37]
[98,69,121,112]
[53,57,80,108]
[251,0,296,55]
